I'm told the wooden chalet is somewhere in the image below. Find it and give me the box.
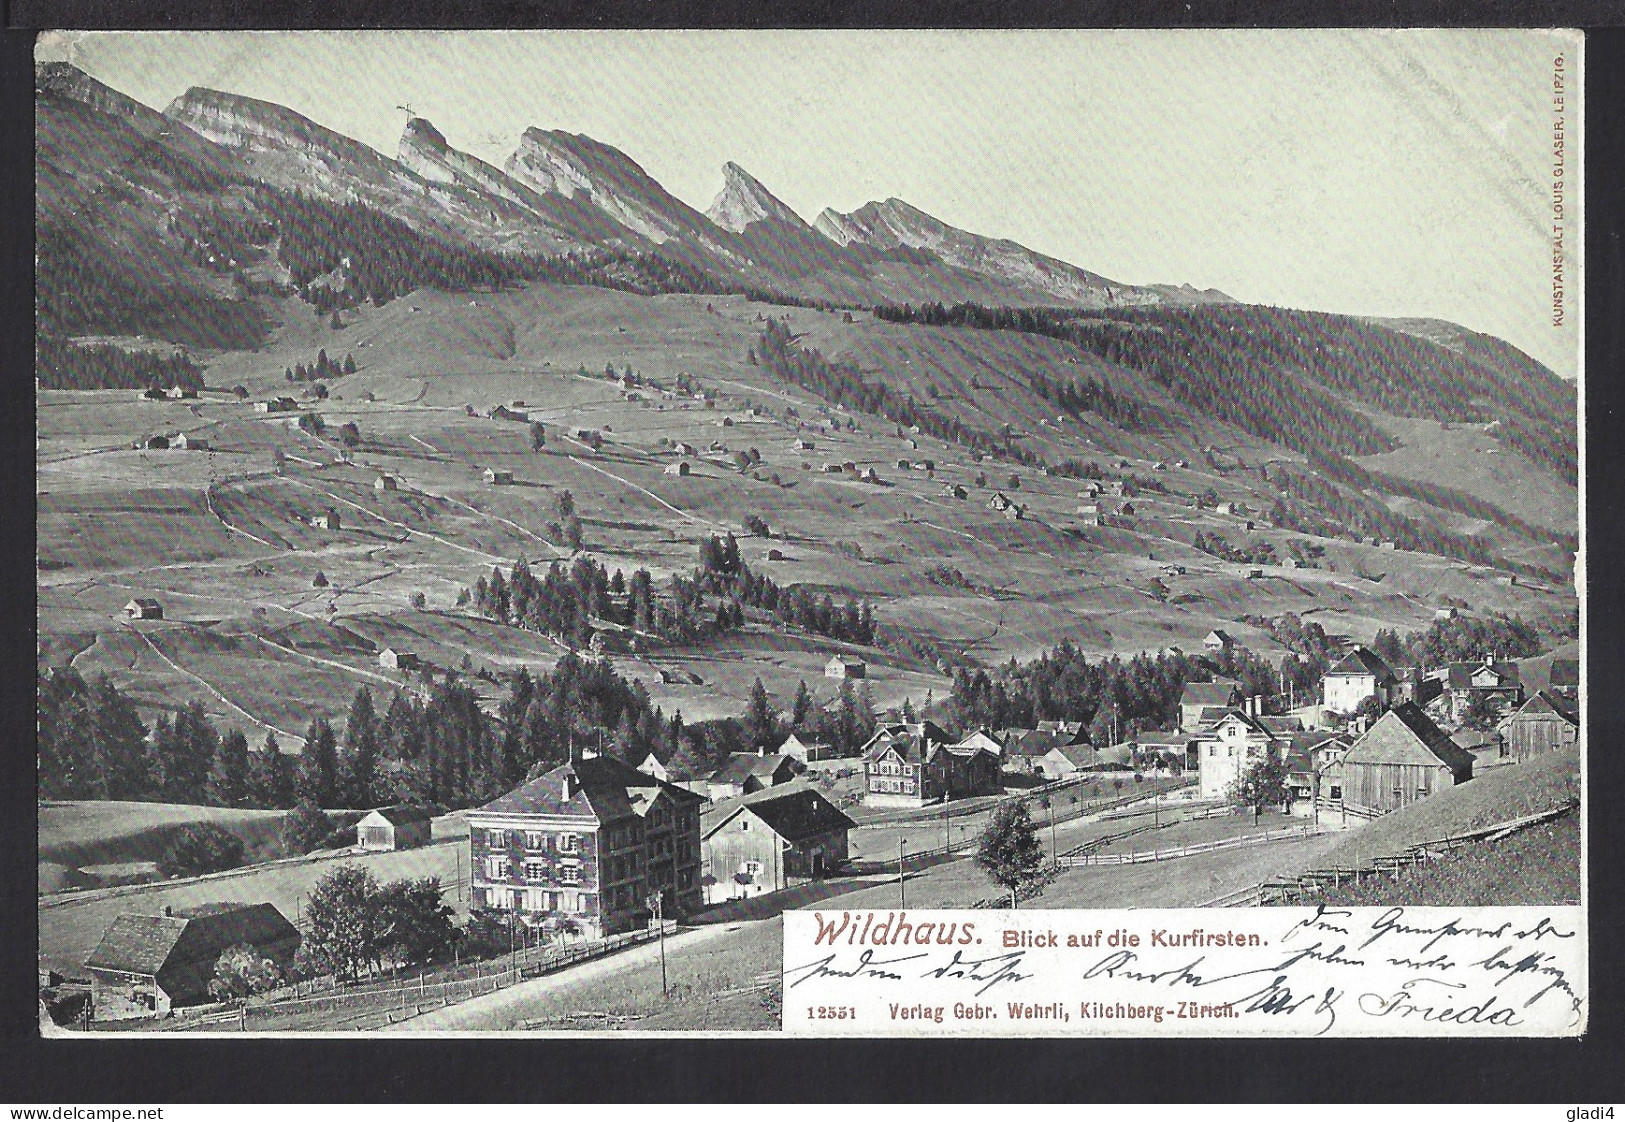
[861,721,1000,807]
[1443,660,1524,725]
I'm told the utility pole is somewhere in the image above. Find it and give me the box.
[647,892,667,999]
[898,837,906,908]
[1048,799,1057,865]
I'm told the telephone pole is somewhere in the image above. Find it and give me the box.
[898,837,906,908]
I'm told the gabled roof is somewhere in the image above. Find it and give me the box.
[1287,730,1352,756]
[85,903,297,976]
[827,654,866,667]
[1257,715,1304,736]
[709,753,796,786]
[1500,690,1579,728]
[363,804,435,827]
[952,729,1008,756]
[471,755,703,824]
[1446,661,1522,690]
[84,914,188,975]
[1327,646,1399,685]
[1180,681,1239,708]
[702,781,855,842]
[1343,703,1474,773]
[1134,729,1194,748]
[1001,728,1087,756]
[861,721,951,765]
[778,732,831,753]
[1204,629,1234,644]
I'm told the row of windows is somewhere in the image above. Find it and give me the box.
[870,761,914,776]
[485,829,581,853]
[478,887,588,914]
[485,855,583,885]
[870,777,915,793]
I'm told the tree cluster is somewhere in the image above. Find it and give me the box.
[284,348,356,382]
[298,865,456,981]
[1369,612,1544,672]
[35,333,205,392]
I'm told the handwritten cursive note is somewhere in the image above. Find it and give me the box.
[782,907,1585,1037]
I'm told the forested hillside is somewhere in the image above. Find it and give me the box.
[873,301,1576,481]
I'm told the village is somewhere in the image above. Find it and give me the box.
[51,629,1578,1031]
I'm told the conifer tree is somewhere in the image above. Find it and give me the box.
[208,728,250,807]
[742,677,777,750]
[299,717,339,807]
[343,687,379,809]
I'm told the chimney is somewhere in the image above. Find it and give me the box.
[758,745,767,757]
[561,768,578,802]
[163,906,172,918]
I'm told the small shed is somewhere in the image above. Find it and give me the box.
[123,598,163,620]
[765,548,784,561]
[379,648,420,671]
[375,474,399,492]
[826,654,867,680]
[355,805,434,852]
[139,435,170,450]
[1497,691,1579,763]
[664,461,691,476]
[173,432,209,451]
[1203,629,1234,652]
[309,509,340,531]
[794,438,815,450]
[483,468,514,485]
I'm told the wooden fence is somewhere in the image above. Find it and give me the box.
[1057,823,1331,868]
[1199,800,1578,907]
[165,922,675,1032]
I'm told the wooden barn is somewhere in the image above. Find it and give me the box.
[85,903,299,1021]
[355,804,434,852]
[123,598,163,620]
[483,468,514,485]
[1339,703,1474,817]
[825,654,866,679]
[701,784,855,903]
[1497,691,1579,763]
[378,648,420,671]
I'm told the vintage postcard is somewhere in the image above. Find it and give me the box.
[34,28,1582,1039]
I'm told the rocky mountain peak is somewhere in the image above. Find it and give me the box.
[505,127,716,246]
[705,162,805,232]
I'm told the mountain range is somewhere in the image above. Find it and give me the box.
[40,60,1229,320]
[34,60,1576,517]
